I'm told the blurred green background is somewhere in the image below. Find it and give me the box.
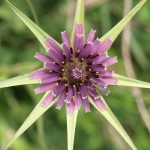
[0,0,150,150]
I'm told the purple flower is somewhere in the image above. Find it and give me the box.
[30,23,117,115]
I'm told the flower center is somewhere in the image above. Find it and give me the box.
[62,57,88,85]
[70,66,83,79]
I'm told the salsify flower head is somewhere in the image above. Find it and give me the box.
[30,23,117,115]
[1,1,149,150]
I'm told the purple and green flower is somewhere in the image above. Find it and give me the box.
[31,23,117,114]
[1,0,149,150]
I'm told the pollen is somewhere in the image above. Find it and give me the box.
[72,96,75,101]
[65,83,68,86]
[77,50,80,53]
[62,68,65,72]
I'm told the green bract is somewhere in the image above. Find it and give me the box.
[1,0,148,150]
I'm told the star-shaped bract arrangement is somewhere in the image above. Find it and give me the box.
[1,0,149,150]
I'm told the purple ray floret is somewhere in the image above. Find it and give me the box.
[30,23,117,115]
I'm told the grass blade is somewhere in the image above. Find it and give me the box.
[131,35,149,70]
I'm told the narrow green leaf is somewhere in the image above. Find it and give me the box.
[0,73,39,89]
[89,96,137,150]
[71,0,84,46]
[67,110,78,150]
[100,0,147,42]
[5,0,59,49]
[2,92,58,150]
[114,73,150,88]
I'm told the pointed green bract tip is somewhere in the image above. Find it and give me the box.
[71,0,84,47]
[100,0,147,42]
[2,92,58,150]
[89,96,137,150]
